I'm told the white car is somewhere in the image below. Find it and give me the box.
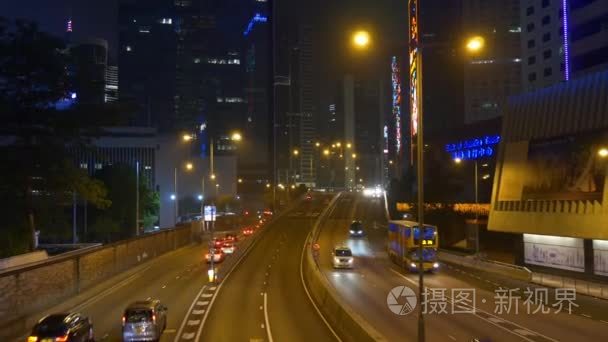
[332,246,354,269]
[221,242,235,254]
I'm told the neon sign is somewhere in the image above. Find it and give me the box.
[243,13,268,36]
[409,0,420,139]
[445,135,501,160]
[561,0,570,81]
[391,57,402,154]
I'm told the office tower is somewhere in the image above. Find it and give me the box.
[520,0,608,92]
[463,0,522,123]
[69,38,108,105]
[105,65,119,103]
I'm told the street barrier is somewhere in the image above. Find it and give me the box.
[0,224,195,340]
[301,193,387,342]
[438,250,532,282]
[531,272,608,300]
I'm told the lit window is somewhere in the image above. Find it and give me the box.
[138,26,150,33]
[80,163,88,169]
[126,45,132,52]
[194,58,201,64]
[160,18,173,25]
[508,27,521,33]
[95,163,103,170]
[144,165,152,170]
[217,97,224,103]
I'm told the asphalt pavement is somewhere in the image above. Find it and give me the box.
[199,195,339,342]
[316,193,608,342]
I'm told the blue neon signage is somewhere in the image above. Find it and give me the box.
[243,13,268,36]
[445,135,500,160]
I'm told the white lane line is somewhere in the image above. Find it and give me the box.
[201,293,213,298]
[580,314,592,318]
[181,332,195,340]
[173,285,207,342]
[484,279,491,283]
[192,309,205,315]
[600,320,608,324]
[196,301,208,306]
[299,196,343,342]
[447,334,456,341]
[208,286,217,291]
[187,320,200,326]
[264,292,274,342]
[162,285,167,289]
[389,269,558,342]
[164,329,177,333]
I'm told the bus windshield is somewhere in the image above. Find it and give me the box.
[410,248,437,261]
[413,226,437,246]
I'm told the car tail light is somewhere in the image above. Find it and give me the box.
[27,336,37,342]
[122,316,126,326]
[55,336,69,342]
[152,314,157,324]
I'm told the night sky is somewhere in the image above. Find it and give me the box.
[1,0,119,58]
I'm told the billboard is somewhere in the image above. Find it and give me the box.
[524,234,585,272]
[408,0,420,141]
[593,240,608,276]
[523,131,608,201]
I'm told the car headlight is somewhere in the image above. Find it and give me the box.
[357,230,363,234]
[349,230,355,234]
[348,258,353,263]
[433,262,439,268]
[410,262,417,268]
[334,257,340,263]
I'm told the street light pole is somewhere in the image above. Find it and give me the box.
[135,161,140,236]
[474,160,479,255]
[416,46,426,342]
[174,166,178,224]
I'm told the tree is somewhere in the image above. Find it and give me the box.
[0,19,119,252]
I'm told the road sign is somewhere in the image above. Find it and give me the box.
[204,205,217,222]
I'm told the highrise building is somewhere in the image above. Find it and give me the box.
[462,0,522,123]
[520,0,608,92]
[69,38,108,105]
[105,65,119,103]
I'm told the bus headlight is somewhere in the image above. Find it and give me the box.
[410,262,417,268]
[433,262,439,268]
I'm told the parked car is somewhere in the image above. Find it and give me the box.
[122,300,167,342]
[29,313,94,342]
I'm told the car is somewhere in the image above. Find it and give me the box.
[205,248,226,263]
[349,221,365,237]
[29,313,94,342]
[221,242,236,254]
[332,246,354,269]
[305,193,313,201]
[224,233,238,242]
[122,300,167,342]
[242,227,254,236]
[212,238,225,248]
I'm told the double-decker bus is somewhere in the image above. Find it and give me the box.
[387,220,439,272]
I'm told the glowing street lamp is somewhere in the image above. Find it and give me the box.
[598,148,608,158]
[466,36,485,53]
[454,157,463,164]
[182,134,193,142]
[231,132,243,142]
[293,149,299,156]
[352,153,357,159]
[352,30,371,49]
[266,183,271,188]
[210,174,216,180]
[315,142,321,147]
[238,178,243,183]
[186,162,193,171]
[323,149,330,156]
[346,143,352,149]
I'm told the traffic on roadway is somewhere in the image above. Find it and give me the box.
[17,192,608,342]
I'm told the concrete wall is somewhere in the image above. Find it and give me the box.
[0,225,194,339]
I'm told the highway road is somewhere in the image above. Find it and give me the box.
[200,195,338,342]
[15,223,257,342]
[316,193,608,342]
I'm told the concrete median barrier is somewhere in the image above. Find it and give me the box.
[301,194,387,342]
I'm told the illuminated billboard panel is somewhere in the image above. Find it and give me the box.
[391,57,402,154]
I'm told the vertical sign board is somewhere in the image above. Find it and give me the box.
[204,205,217,222]
[408,0,420,165]
[391,57,402,156]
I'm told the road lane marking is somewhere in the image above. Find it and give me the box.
[196,301,208,305]
[181,332,195,340]
[389,269,558,342]
[447,334,456,341]
[201,293,213,298]
[264,292,274,342]
[208,286,217,291]
[299,195,343,342]
[192,309,205,315]
[581,314,592,318]
[164,329,177,333]
[173,285,207,342]
[162,285,167,289]
[187,320,200,326]
[600,320,608,324]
